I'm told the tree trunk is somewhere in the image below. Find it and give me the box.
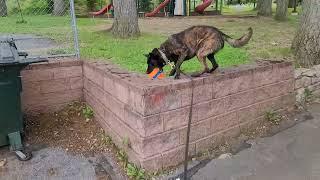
[257,0,272,16]
[288,0,295,7]
[111,0,140,38]
[255,0,261,10]
[53,0,66,16]
[292,0,320,68]
[0,0,7,17]
[275,0,289,20]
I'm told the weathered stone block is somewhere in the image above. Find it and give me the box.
[84,91,105,118]
[141,130,180,158]
[70,77,83,90]
[238,103,260,123]
[83,64,103,85]
[53,66,82,79]
[194,97,226,121]
[104,108,143,155]
[193,83,213,103]
[212,71,254,98]
[163,107,190,131]
[161,144,196,168]
[225,90,255,111]
[195,133,224,154]
[295,76,312,89]
[254,80,294,103]
[103,75,114,94]
[252,65,275,87]
[22,81,41,96]
[181,119,212,143]
[40,79,69,93]
[84,78,105,104]
[114,81,130,104]
[103,91,125,120]
[211,111,238,134]
[144,89,183,115]
[21,69,54,82]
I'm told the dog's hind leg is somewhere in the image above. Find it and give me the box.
[207,53,219,73]
[191,55,210,77]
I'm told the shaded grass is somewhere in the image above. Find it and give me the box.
[221,4,302,16]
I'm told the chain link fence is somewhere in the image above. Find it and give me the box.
[0,0,79,58]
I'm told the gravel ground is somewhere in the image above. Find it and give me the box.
[0,148,96,180]
[0,34,59,56]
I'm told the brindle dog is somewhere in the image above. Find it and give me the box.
[145,25,253,79]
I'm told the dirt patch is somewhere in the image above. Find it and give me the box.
[24,102,124,180]
[25,102,110,157]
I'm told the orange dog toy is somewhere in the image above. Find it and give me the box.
[148,68,165,79]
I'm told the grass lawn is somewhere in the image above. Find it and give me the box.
[79,28,249,73]
[0,6,300,74]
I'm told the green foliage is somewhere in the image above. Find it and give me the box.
[16,19,28,24]
[116,149,129,167]
[265,110,282,125]
[126,163,146,180]
[6,0,98,16]
[138,0,152,12]
[116,148,146,179]
[303,88,313,103]
[87,0,97,11]
[74,0,89,16]
[122,137,131,148]
[82,105,94,119]
[101,134,113,146]
[7,0,52,15]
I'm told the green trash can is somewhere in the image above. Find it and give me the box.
[0,38,47,160]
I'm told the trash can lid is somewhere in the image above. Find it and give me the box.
[0,38,20,65]
[0,38,47,66]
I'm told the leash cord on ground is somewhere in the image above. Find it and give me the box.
[183,73,195,180]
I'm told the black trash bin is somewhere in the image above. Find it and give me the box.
[0,38,48,160]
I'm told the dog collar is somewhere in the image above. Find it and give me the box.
[157,48,175,69]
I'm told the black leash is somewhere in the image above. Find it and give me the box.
[182,73,195,180]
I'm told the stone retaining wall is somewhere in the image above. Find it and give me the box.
[20,58,296,170]
[295,65,320,102]
[21,58,83,113]
[82,60,295,171]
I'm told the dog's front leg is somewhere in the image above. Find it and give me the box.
[169,62,177,76]
[174,54,187,79]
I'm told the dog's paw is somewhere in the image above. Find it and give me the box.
[191,72,201,77]
[169,71,176,76]
[174,75,180,79]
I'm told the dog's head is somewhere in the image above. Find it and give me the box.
[145,48,166,74]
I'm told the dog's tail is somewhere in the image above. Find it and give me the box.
[221,27,253,48]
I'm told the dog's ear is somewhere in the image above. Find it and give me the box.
[144,54,150,58]
[151,48,159,55]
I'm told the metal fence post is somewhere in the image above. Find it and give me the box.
[69,0,80,59]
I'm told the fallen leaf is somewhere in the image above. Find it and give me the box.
[0,159,7,167]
